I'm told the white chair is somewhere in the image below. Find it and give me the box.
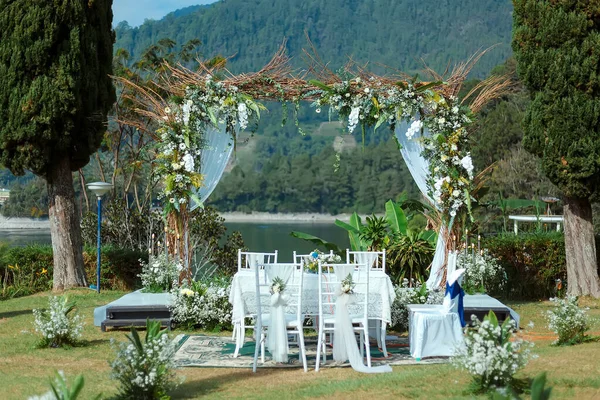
[346,249,388,357]
[315,262,371,371]
[252,263,308,372]
[233,250,278,357]
[346,249,386,273]
[237,250,278,272]
[408,268,466,360]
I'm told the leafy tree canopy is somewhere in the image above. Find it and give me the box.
[0,0,116,178]
[512,0,600,199]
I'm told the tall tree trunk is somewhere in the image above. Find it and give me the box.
[563,196,600,297]
[48,157,87,290]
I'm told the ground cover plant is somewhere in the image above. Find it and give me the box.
[3,290,600,399]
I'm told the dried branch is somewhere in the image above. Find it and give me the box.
[463,74,513,114]
[113,40,500,135]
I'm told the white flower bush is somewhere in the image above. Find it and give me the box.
[546,296,590,345]
[457,250,506,294]
[111,320,178,399]
[452,312,534,391]
[33,296,83,348]
[169,277,233,330]
[390,279,444,331]
[139,253,182,293]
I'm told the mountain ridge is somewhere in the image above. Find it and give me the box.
[115,0,514,78]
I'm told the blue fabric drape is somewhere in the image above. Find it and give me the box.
[445,281,466,327]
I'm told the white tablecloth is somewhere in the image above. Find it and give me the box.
[229,270,396,325]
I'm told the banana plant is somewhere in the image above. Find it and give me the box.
[288,231,344,256]
[335,212,368,251]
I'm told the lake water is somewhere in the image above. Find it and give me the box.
[0,223,349,262]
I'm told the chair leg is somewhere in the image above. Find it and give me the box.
[260,330,265,364]
[359,331,364,359]
[364,327,372,367]
[232,323,237,341]
[252,327,260,373]
[375,320,382,349]
[297,328,308,373]
[380,321,388,357]
[322,335,327,364]
[315,328,323,372]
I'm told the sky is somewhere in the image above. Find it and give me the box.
[113,0,216,27]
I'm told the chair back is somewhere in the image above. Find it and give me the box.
[346,250,386,273]
[238,250,278,272]
[317,262,369,322]
[286,265,305,323]
[443,269,466,313]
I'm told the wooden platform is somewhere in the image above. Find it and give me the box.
[94,291,173,331]
[463,294,518,327]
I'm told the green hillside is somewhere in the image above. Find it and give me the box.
[115,0,513,78]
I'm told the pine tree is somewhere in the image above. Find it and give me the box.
[512,0,600,296]
[0,0,115,289]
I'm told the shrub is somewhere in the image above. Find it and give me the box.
[83,246,148,291]
[390,279,444,331]
[139,253,182,293]
[188,206,246,276]
[457,250,506,295]
[33,296,84,348]
[452,311,534,392]
[81,199,164,252]
[170,276,233,331]
[546,296,590,345]
[110,320,178,400]
[0,244,147,299]
[387,232,435,284]
[484,233,567,300]
[1,244,53,299]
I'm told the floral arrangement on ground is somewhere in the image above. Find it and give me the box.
[546,296,592,345]
[169,276,233,331]
[139,253,183,293]
[391,279,444,331]
[33,295,84,348]
[457,249,506,295]
[452,311,535,393]
[111,320,179,399]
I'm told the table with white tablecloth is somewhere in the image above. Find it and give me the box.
[229,270,396,326]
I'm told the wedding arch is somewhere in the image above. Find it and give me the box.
[119,43,510,286]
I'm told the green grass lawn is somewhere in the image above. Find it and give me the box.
[2,290,600,399]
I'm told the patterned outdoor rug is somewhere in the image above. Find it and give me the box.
[173,334,447,368]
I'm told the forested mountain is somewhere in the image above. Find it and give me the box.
[115,0,513,78]
[3,1,522,218]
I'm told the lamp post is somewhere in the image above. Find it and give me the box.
[86,182,113,293]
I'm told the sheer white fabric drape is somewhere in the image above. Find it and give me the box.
[355,253,378,271]
[332,264,392,373]
[394,120,446,289]
[264,264,295,363]
[190,122,235,210]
